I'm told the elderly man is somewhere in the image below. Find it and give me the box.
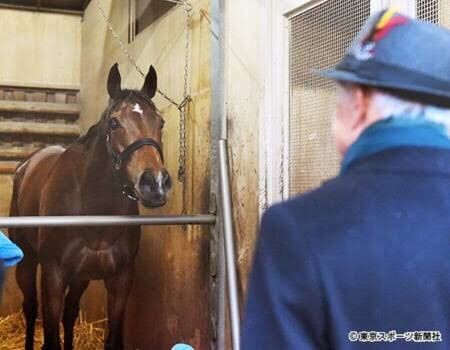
[243,9,450,350]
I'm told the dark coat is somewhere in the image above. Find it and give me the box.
[243,147,450,349]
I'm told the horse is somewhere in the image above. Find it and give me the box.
[9,63,172,350]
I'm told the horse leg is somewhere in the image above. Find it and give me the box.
[62,279,90,350]
[16,252,38,350]
[41,264,66,350]
[104,266,133,350]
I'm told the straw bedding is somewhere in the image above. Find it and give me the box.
[0,312,105,350]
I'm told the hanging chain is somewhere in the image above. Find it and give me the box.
[176,0,192,224]
[94,0,192,215]
[178,1,192,215]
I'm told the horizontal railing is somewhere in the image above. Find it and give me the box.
[0,215,216,228]
[0,100,80,115]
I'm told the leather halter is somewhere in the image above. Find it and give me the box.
[107,136,164,171]
[105,91,165,201]
[106,134,164,201]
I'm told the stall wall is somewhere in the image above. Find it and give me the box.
[225,0,263,298]
[0,9,81,315]
[80,1,211,348]
[0,9,81,87]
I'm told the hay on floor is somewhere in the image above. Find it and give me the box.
[0,312,106,350]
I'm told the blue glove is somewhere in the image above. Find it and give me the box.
[171,344,194,350]
[0,231,23,267]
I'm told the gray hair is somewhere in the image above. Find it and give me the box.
[371,90,450,134]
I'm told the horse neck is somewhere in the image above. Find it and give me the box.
[81,131,128,211]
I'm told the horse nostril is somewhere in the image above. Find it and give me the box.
[162,170,172,190]
[139,170,155,188]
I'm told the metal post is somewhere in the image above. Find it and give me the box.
[219,139,240,350]
[219,0,228,141]
[0,215,216,228]
[211,0,227,347]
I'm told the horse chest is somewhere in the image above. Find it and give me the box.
[57,230,140,281]
[75,247,118,280]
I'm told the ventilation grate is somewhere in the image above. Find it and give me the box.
[417,0,439,23]
[288,0,370,195]
[417,0,450,28]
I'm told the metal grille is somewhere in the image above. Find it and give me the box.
[417,0,450,28]
[417,0,438,23]
[288,0,370,195]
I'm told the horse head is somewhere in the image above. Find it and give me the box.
[103,63,172,208]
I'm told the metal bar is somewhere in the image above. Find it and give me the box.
[162,0,186,4]
[219,139,240,350]
[217,221,227,349]
[219,0,228,140]
[210,0,226,348]
[128,0,136,43]
[0,4,83,16]
[0,215,216,228]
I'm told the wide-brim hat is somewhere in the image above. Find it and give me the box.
[318,9,450,108]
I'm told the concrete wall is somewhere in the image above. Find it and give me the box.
[0,9,81,87]
[81,1,211,348]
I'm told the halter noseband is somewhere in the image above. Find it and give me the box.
[106,134,164,201]
[107,135,164,171]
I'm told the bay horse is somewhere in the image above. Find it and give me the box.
[9,63,171,350]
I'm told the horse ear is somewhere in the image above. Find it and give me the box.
[141,65,157,99]
[107,63,122,100]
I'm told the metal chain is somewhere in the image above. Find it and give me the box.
[177,0,192,221]
[178,1,191,185]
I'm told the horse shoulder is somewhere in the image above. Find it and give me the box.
[39,146,85,216]
[16,145,66,215]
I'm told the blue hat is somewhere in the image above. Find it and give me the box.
[319,9,450,107]
[0,231,23,267]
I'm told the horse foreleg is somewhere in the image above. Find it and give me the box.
[104,266,133,350]
[16,253,38,350]
[62,279,90,350]
[41,264,66,350]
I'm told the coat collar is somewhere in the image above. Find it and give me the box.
[345,146,450,177]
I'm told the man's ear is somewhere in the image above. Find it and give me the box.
[349,85,371,131]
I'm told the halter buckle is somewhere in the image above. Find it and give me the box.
[114,157,122,171]
[122,185,139,201]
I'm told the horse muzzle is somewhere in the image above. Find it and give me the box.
[136,169,172,208]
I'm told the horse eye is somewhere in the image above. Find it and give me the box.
[160,119,165,129]
[109,118,121,131]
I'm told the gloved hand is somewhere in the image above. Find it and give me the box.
[0,231,23,267]
[171,344,194,350]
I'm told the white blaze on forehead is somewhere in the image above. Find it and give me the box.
[132,103,143,116]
